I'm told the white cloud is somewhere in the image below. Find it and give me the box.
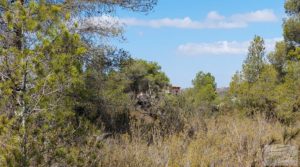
[207,11,225,20]
[231,9,278,23]
[117,9,277,29]
[177,41,248,56]
[177,38,282,56]
[119,16,247,29]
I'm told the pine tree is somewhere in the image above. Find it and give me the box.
[284,0,300,46]
[242,35,266,83]
[0,0,157,165]
[0,1,86,166]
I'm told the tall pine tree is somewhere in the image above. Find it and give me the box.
[242,35,266,83]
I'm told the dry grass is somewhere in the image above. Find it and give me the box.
[95,114,299,167]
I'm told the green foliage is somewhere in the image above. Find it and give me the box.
[0,0,158,166]
[287,46,300,61]
[192,71,217,104]
[284,0,300,46]
[246,66,278,117]
[73,56,170,134]
[285,0,300,15]
[180,71,217,117]
[229,36,296,123]
[284,18,300,44]
[274,61,300,124]
[242,35,266,83]
[268,41,287,79]
[0,1,88,166]
[121,59,170,95]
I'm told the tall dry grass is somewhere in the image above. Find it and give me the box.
[94,114,299,167]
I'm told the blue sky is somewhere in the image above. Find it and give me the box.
[113,0,285,88]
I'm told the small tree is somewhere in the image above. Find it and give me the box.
[192,71,217,102]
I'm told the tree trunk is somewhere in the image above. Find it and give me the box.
[15,0,29,166]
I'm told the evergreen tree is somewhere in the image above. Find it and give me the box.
[0,0,157,166]
[284,0,300,46]
[192,71,217,103]
[0,1,86,165]
[268,41,287,80]
[242,35,266,83]
[284,0,300,62]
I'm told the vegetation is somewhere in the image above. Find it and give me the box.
[0,0,299,166]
